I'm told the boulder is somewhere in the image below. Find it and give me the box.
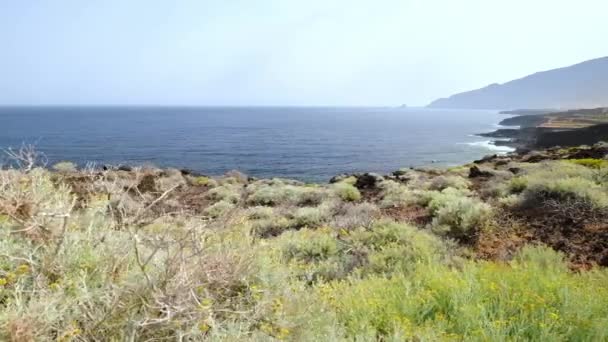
[355,173,384,190]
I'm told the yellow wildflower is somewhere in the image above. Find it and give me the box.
[276,327,290,340]
[16,264,30,275]
[199,322,210,332]
[200,298,213,308]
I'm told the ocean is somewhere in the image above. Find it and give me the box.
[0,106,512,182]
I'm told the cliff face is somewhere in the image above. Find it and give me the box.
[428,57,608,110]
[477,107,608,150]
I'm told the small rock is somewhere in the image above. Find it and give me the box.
[474,154,498,164]
[179,168,204,177]
[508,167,522,174]
[495,158,511,166]
[118,165,133,172]
[469,166,493,178]
[329,174,351,184]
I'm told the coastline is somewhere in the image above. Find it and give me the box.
[477,107,608,151]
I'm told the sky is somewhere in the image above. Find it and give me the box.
[1,0,607,106]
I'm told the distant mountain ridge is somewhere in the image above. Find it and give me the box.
[427,57,608,110]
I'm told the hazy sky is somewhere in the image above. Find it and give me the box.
[1,0,607,106]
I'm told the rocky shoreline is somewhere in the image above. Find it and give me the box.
[479,108,608,151]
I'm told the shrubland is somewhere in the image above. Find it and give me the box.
[0,144,607,341]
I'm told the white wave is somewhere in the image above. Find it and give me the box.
[493,123,520,129]
[464,140,515,153]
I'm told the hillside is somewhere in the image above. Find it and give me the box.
[428,57,608,109]
[1,145,608,340]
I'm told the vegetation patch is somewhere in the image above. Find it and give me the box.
[567,158,608,169]
[322,246,608,341]
[0,144,607,340]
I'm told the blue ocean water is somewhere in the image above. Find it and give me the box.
[0,106,512,182]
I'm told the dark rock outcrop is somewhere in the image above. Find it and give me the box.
[137,174,157,193]
[469,166,493,178]
[354,173,384,190]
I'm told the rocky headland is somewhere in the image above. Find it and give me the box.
[479,107,608,151]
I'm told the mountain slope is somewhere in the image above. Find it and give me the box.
[427,57,608,109]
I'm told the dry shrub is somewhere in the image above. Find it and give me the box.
[246,180,327,207]
[6,318,36,342]
[428,175,470,191]
[330,202,379,230]
[378,180,416,208]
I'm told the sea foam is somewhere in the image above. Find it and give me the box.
[463,140,515,153]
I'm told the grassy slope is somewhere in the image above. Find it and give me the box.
[1,145,608,341]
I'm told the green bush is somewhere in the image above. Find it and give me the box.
[192,175,217,187]
[251,216,292,237]
[522,177,608,208]
[330,202,379,230]
[331,182,361,202]
[203,200,235,218]
[247,182,327,206]
[291,206,329,228]
[428,175,470,191]
[269,221,450,282]
[508,176,528,193]
[246,206,274,220]
[322,246,608,340]
[425,188,492,239]
[505,161,608,209]
[341,176,358,185]
[281,228,340,263]
[567,158,608,169]
[270,228,350,282]
[378,180,416,208]
[594,168,608,184]
[206,183,242,204]
[347,220,451,274]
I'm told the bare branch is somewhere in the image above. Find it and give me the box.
[3,143,47,172]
